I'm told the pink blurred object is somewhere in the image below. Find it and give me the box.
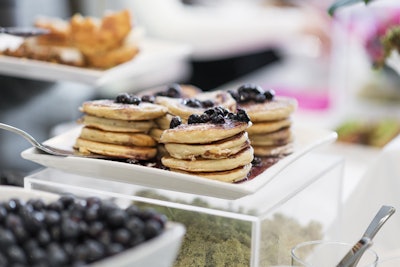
[265,85,331,111]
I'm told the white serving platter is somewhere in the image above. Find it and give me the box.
[21,124,337,200]
[0,186,185,267]
[0,34,191,87]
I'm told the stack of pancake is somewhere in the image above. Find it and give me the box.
[230,85,298,157]
[159,108,254,183]
[152,90,237,141]
[74,96,168,160]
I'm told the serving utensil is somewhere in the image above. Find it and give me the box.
[337,205,396,267]
[0,27,50,37]
[0,122,109,159]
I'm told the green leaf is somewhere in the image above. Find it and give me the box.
[328,0,376,16]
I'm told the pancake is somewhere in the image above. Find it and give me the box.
[252,142,294,157]
[74,138,157,160]
[161,146,254,172]
[164,132,249,160]
[238,96,297,122]
[160,120,250,144]
[79,126,156,147]
[249,127,293,146]
[80,99,168,121]
[149,128,164,142]
[155,90,236,120]
[171,164,252,183]
[155,113,186,130]
[79,115,155,133]
[246,118,292,135]
[138,84,202,99]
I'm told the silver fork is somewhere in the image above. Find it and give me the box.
[0,122,109,159]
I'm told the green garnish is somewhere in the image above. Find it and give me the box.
[328,0,376,16]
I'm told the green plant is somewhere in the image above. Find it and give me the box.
[328,0,376,16]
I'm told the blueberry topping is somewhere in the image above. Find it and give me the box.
[182,98,215,109]
[180,106,251,127]
[115,93,141,105]
[229,84,275,103]
[140,95,155,103]
[155,84,182,98]
[170,116,182,128]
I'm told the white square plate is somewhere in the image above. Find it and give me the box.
[0,35,191,87]
[21,124,337,200]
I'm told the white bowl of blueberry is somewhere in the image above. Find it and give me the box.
[0,186,185,267]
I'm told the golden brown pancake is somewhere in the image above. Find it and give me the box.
[80,99,168,121]
[160,120,250,144]
[79,115,155,133]
[171,164,251,183]
[164,132,249,160]
[252,142,294,157]
[246,118,291,135]
[74,138,157,160]
[249,127,293,146]
[79,126,156,147]
[155,90,236,120]
[238,96,297,122]
[161,146,254,172]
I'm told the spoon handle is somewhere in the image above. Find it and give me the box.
[336,205,395,267]
[363,205,395,239]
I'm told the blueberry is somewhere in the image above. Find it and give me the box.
[36,229,51,246]
[28,247,46,264]
[61,218,80,240]
[7,245,27,264]
[166,84,181,98]
[183,98,202,108]
[169,116,182,129]
[201,100,214,108]
[44,210,60,226]
[106,243,124,256]
[0,228,16,248]
[236,109,250,123]
[27,199,46,211]
[85,240,105,262]
[188,114,201,124]
[88,221,104,238]
[211,114,225,124]
[115,93,131,104]
[144,219,163,240]
[113,229,131,246]
[106,209,127,229]
[199,113,210,123]
[141,95,154,103]
[264,89,275,100]
[47,243,68,266]
[255,93,266,103]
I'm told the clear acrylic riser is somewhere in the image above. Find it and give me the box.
[24,152,344,267]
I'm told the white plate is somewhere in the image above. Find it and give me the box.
[0,186,185,267]
[21,125,337,200]
[0,35,191,87]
